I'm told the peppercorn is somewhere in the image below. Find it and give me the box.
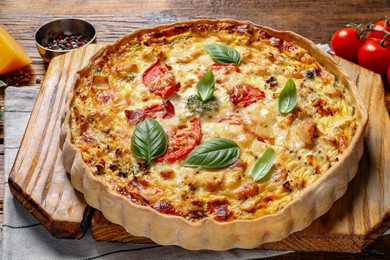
[44,33,91,51]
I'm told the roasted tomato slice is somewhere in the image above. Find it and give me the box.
[124,100,175,125]
[229,83,265,107]
[142,59,179,98]
[155,117,202,163]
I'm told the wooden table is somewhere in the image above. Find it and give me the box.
[1,0,389,258]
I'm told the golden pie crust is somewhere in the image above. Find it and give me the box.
[61,19,367,250]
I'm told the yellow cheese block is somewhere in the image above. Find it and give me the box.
[0,25,32,75]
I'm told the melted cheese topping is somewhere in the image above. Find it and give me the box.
[70,23,359,221]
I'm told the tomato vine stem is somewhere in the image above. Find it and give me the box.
[347,17,390,46]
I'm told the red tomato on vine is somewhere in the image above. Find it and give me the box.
[330,27,364,61]
[357,39,390,74]
[367,19,390,42]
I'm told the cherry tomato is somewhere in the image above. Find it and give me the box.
[330,27,364,61]
[387,66,390,85]
[358,39,390,74]
[367,19,390,41]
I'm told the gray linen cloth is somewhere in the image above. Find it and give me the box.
[1,86,289,259]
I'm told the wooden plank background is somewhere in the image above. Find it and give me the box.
[1,0,390,258]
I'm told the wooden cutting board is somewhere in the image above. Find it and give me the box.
[8,44,390,252]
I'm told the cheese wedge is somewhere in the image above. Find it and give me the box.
[0,25,31,75]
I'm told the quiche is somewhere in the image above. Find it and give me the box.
[61,19,367,250]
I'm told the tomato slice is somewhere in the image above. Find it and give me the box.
[229,83,265,107]
[124,100,175,125]
[155,117,202,163]
[142,59,179,97]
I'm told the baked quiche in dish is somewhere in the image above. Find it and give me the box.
[61,19,367,250]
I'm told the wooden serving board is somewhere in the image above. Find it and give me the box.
[8,44,390,252]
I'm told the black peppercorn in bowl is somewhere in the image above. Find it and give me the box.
[35,18,96,63]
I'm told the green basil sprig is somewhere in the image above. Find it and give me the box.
[196,70,215,101]
[204,44,242,65]
[183,138,240,169]
[251,147,276,182]
[278,78,298,114]
[131,118,167,164]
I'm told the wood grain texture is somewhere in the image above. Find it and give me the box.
[7,45,104,238]
[90,55,390,253]
[92,210,152,244]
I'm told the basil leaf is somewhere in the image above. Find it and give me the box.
[131,118,167,164]
[183,138,240,169]
[196,70,215,101]
[0,80,8,88]
[204,44,242,65]
[251,147,276,182]
[278,78,298,114]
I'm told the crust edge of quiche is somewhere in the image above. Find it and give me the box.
[60,19,367,250]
